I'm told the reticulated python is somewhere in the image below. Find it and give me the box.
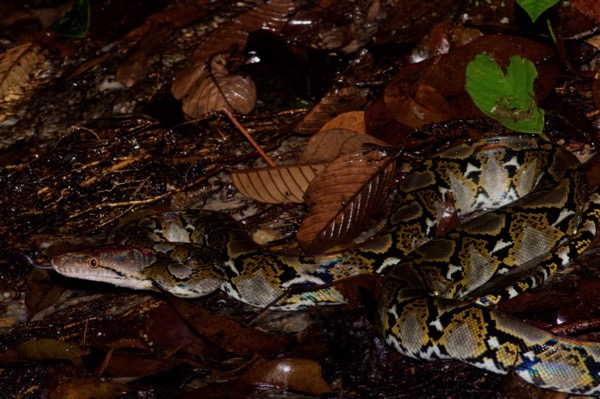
[51,136,600,394]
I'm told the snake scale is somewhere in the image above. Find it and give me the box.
[52,136,600,394]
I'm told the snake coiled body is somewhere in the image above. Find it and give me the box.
[51,136,600,394]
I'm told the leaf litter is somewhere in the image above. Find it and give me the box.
[0,0,600,398]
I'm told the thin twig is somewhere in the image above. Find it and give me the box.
[222,107,277,167]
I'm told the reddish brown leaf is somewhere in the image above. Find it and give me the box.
[298,128,390,164]
[240,358,332,394]
[231,163,327,204]
[168,297,291,356]
[572,0,600,24]
[298,149,396,253]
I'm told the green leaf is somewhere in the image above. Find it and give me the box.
[516,0,559,22]
[52,0,90,39]
[465,54,544,133]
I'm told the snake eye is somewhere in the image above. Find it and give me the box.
[88,258,100,268]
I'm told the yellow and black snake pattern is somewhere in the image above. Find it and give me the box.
[51,136,600,394]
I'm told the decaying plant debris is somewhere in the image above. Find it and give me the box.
[2,0,600,398]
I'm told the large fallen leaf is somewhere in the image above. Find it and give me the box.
[231,163,327,204]
[298,128,390,164]
[240,358,331,394]
[172,52,257,117]
[298,149,396,253]
[572,0,600,23]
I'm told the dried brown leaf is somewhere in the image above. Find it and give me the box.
[298,128,390,164]
[318,110,367,134]
[297,149,395,253]
[231,163,327,204]
[240,358,332,394]
[0,43,43,103]
[172,53,257,117]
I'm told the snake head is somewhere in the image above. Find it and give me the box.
[51,245,158,291]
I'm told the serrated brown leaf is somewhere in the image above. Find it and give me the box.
[231,163,327,204]
[0,43,43,103]
[298,150,395,253]
[172,53,257,117]
[298,128,390,164]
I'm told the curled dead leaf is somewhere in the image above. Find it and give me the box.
[299,127,390,164]
[172,52,257,118]
[298,149,396,253]
[231,163,327,204]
